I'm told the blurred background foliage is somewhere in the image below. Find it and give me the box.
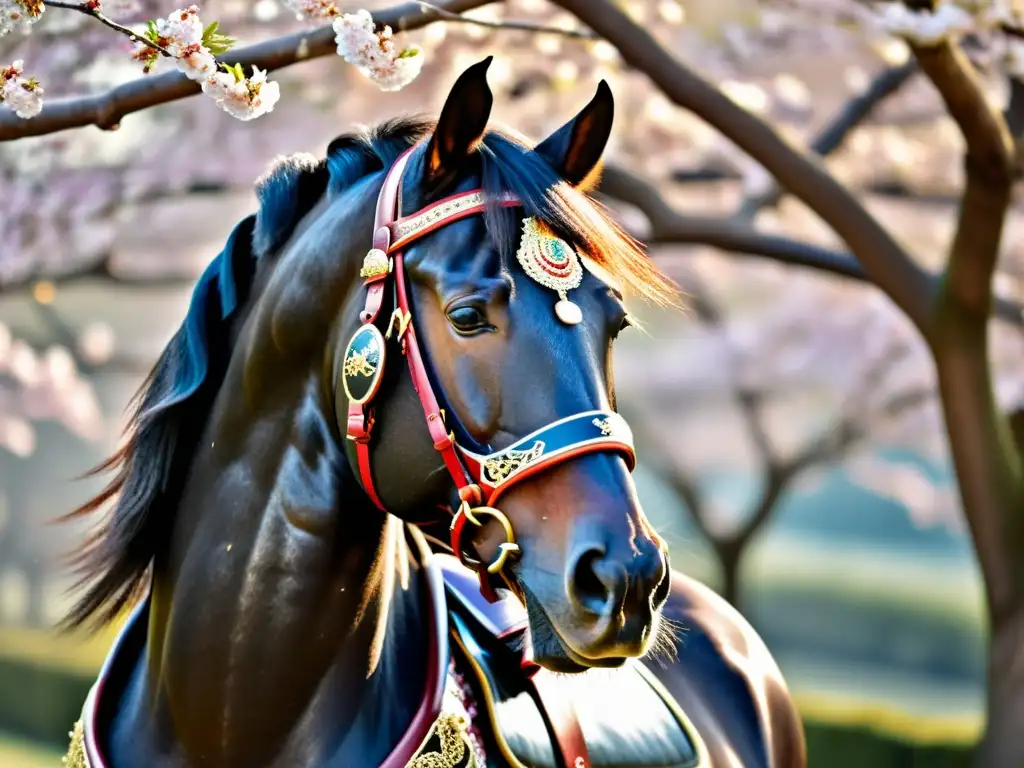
[3,0,1024,765]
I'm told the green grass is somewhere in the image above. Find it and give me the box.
[0,731,62,768]
[743,535,985,632]
[0,621,121,677]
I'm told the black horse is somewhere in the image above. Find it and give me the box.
[61,58,806,768]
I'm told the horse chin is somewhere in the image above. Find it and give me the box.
[519,584,629,674]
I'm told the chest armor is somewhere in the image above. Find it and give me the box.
[66,556,707,768]
[439,558,706,768]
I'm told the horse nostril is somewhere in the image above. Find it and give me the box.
[569,547,626,617]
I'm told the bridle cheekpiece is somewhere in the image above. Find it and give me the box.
[342,146,636,601]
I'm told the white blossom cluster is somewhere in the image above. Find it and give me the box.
[0,59,42,119]
[132,5,280,121]
[873,1,977,45]
[334,9,424,92]
[203,65,280,120]
[0,4,422,124]
[869,0,1024,76]
[282,0,338,21]
[0,0,43,37]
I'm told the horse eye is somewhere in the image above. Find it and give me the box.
[447,305,490,335]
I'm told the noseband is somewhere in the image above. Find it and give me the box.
[343,147,636,601]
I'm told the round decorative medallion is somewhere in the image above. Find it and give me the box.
[516,217,584,325]
[341,324,387,405]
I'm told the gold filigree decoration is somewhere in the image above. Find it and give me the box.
[483,441,545,484]
[359,248,391,280]
[592,417,612,436]
[393,192,486,243]
[64,720,88,768]
[406,712,474,768]
[343,345,377,378]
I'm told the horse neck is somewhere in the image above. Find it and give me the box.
[141,202,432,766]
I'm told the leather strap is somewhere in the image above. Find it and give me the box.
[378,543,449,768]
[359,226,392,325]
[389,189,518,253]
[392,251,476,492]
[346,147,511,514]
[346,149,417,510]
[532,668,593,768]
[340,144,618,768]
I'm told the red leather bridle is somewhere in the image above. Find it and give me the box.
[342,147,636,601]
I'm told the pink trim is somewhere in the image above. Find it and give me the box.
[79,596,150,768]
[379,551,449,767]
[82,686,104,768]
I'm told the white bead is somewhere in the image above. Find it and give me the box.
[555,299,583,325]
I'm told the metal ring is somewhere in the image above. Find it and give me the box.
[452,501,521,575]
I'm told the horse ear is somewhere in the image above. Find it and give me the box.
[534,80,615,188]
[424,56,494,185]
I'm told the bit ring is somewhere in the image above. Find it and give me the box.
[451,501,521,575]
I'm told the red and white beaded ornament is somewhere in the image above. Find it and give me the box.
[515,217,584,325]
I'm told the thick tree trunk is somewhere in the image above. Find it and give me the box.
[932,305,1024,768]
[977,608,1024,765]
[716,543,744,611]
[976,412,1024,766]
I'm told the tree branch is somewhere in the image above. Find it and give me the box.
[736,388,776,466]
[672,167,974,205]
[597,164,867,279]
[914,41,1015,317]
[663,467,714,545]
[45,0,175,58]
[412,1,595,38]
[618,403,715,544]
[0,0,496,140]
[676,69,1024,193]
[910,36,1024,632]
[726,406,863,552]
[596,164,1024,327]
[737,59,919,217]
[552,0,937,332]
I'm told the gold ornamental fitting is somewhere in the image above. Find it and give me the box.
[360,248,391,280]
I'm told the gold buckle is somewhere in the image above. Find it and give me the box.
[385,308,412,341]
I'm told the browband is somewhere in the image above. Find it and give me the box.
[342,145,637,599]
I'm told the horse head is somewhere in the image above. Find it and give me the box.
[338,57,677,672]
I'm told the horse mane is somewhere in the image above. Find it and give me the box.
[61,115,673,630]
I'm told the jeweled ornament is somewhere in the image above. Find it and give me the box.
[515,217,584,325]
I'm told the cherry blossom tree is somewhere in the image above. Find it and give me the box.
[2,1,1024,764]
